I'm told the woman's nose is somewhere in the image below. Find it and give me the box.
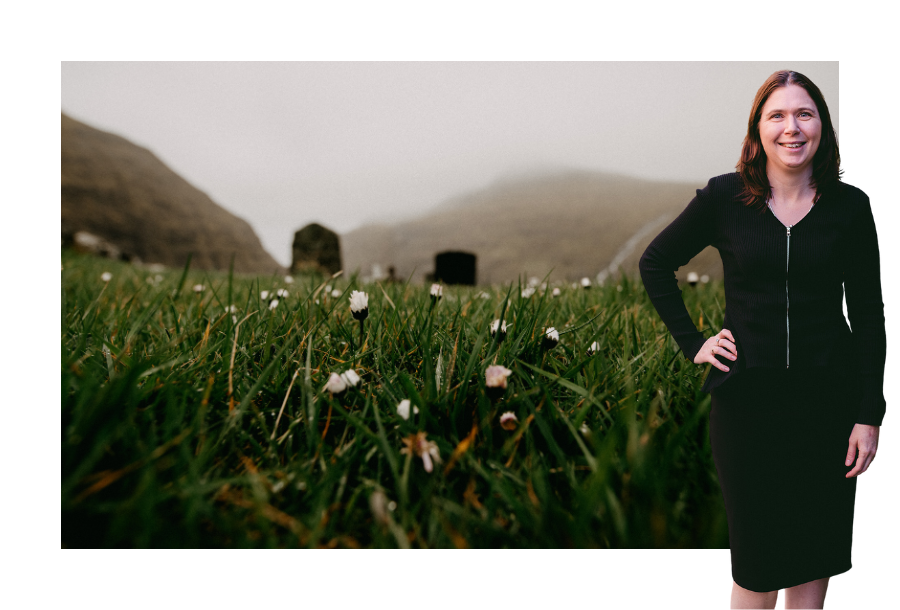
[784,115,800,133]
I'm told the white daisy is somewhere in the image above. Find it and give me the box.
[323,372,347,394]
[340,369,361,388]
[396,399,419,421]
[499,411,519,431]
[401,432,441,473]
[485,365,513,389]
[349,291,369,319]
[542,327,559,350]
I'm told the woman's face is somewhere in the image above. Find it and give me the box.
[758,84,822,175]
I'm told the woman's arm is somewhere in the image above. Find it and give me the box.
[844,195,886,427]
[639,178,720,364]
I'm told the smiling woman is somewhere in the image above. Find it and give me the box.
[760,86,822,174]
[639,70,886,609]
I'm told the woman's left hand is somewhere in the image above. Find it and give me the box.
[845,424,880,477]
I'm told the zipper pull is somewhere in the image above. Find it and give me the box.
[786,226,791,237]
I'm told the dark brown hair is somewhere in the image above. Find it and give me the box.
[736,70,842,209]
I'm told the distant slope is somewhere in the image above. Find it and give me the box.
[61,113,282,273]
[343,170,723,285]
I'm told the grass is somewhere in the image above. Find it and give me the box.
[61,250,729,548]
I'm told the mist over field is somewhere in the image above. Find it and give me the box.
[61,61,838,276]
[343,169,723,285]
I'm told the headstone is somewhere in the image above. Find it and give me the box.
[292,223,342,275]
[434,251,476,285]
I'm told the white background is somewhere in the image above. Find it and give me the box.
[3,1,896,609]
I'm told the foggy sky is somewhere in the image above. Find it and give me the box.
[61,62,838,267]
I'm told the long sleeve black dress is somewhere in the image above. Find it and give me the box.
[639,172,886,591]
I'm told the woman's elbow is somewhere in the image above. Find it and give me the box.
[638,247,656,279]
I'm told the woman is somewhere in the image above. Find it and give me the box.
[639,70,885,609]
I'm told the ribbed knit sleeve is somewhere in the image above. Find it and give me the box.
[639,178,717,362]
[844,196,887,426]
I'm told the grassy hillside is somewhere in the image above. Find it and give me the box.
[62,113,282,273]
[61,250,728,548]
[343,170,723,285]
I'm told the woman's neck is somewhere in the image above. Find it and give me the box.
[767,166,816,208]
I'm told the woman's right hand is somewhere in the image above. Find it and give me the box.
[693,329,737,372]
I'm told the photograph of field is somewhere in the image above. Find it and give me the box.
[61,250,731,548]
[59,61,844,551]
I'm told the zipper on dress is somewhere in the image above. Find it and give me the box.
[785,225,791,369]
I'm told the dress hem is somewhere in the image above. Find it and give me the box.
[734,562,852,593]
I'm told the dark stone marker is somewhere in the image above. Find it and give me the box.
[292,223,342,275]
[434,251,476,285]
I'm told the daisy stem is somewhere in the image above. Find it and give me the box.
[359,319,365,350]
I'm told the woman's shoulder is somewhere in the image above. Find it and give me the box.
[829,179,869,203]
[824,180,873,224]
[697,172,745,201]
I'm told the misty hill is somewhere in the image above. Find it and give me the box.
[343,170,723,285]
[61,113,282,273]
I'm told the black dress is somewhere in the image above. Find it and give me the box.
[710,366,857,591]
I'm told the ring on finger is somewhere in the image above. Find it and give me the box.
[716,338,720,346]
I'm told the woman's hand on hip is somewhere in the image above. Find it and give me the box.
[845,424,879,477]
[693,329,737,372]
